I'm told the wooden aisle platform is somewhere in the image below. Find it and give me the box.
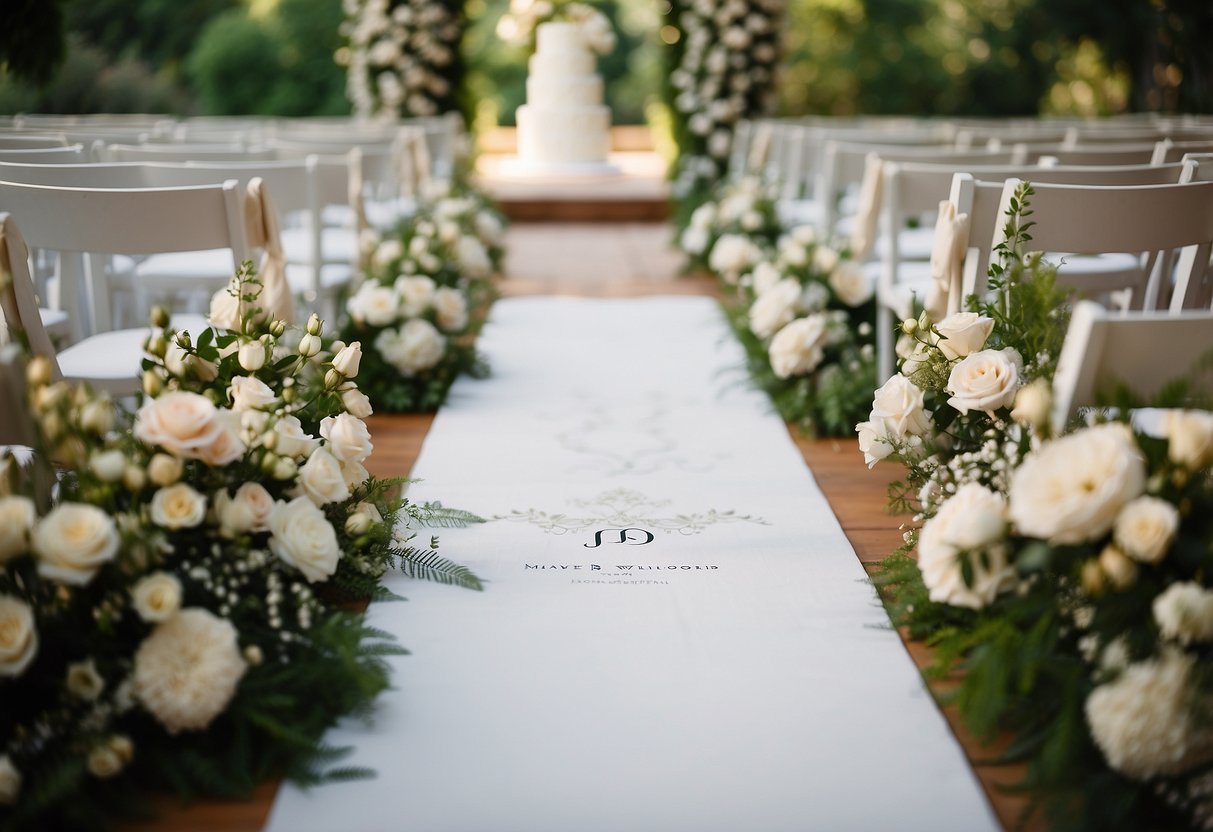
[123,226,1037,832]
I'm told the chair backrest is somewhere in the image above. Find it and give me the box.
[1033,143,1159,166]
[0,145,87,163]
[1154,139,1213,165]
[974,178,1213,311]
[100,142,277,162]
[0,179,249,340]
[1181,153,1213,183]
[0,134,68,149]
[1051,300,1213,432]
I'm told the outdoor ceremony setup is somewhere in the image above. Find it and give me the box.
[2,0,1213,830]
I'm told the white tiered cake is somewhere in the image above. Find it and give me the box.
[513,21,619,175]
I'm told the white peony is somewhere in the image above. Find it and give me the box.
[1008,423,1146,545]
[433,286,469,332]
[768,315,829,379]
[933,312,993,360]
[0,596,37,677]
[1085,649,1213,779]
[0,496,34,564]
[1160,409,1213,469]
[340,385,374,419]
[1154,582,1213,644]
[708,234,761,282]
[32,503,119,585]
[270,415,320,459]
[827,261,873,307]
[228,376,276,413]
[856,420,895,468]
[133,608,246,734]
[297,447,351,506]
[134,392,223,459]
[917,483,1014,609]
[395,275,436,317]
[1113,496,1179,564]
[268,497,342,582]
[455,235,491,277]
[945,348,1022,415]
[347,283,399,328]
[149,483,207,530]
[130,572,182,623]
[0,755,19,805]
[748,278,802,340]
[870,373,932,440]
[319,413,373,465]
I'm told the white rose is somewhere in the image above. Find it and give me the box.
[708,234,761,282]
[193,410,246,467]
[163,340,217,382]
[1008,423,1146,545]
[689,202,717,229]
[228,376,276,412]
[917,483,1014,610]
[0,496,34,564]
[1099,544,1139,590]
[933,312,994,360]
[297,448,352,506]
[219,482,275,536]
[0,755,19,805]
[237,341,266,372]
[340,459,370,490]
[384,319,446,376]
[340,385,374,419]
[207,288,241,330]
[1113,496,1179,563]
[0,595,37,677]
[32,503,120,585]
[130,572,183,623]
[89,449,127,482]
[271,415,320,459]
[870,373,932,440]
[769,315,829,379]
[748,278,802,340]
[319,413,373,464]
[475,211,504,244]
[856,419,895,468]
[348,283,399,328]
[1010,378,1051,430]
[87,746,124,779]
[66,658,105,700]
[748,261,782,296]
[332,341,363,378]
[134,392,223,459]
[268,497,342,582]
[827,260,873,307]
[372,238,404,268]
[433,286,469,332]
[455,235,491,277]
[778,238,808,267]
[812,245,839,274]
[1153,582,1213,643]
[147,453,183,487]
[1160,409,1213,469]
[680,226,709,256]
[345,501,384,536]
[150,483,207,530]
[395,275,436,317]
[946,348,1022,415]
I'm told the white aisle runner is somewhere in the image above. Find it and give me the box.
[267,297,997,832]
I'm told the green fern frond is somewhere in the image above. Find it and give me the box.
[397,548,484,590]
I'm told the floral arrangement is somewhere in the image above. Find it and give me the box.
[677,175,780,277]
[495,0,617,56]
[864,185,1213,830]
[662,0,785,216]
[0,267,481,830]
[342,181,502,412]
[338,0,466,118]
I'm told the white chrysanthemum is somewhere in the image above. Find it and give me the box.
[917,483,1014,609]
[1153,582,1213,644]
[1085,649,1213,779]
[133,608,246,734]
[1008,423,1146,545]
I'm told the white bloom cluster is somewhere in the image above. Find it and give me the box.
[496,0,616,56]
[340,0,462,118]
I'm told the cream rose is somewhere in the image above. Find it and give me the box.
[748,261,782,296]
[344,501,384,536]
[228,376,276,413]
[131,572,183,623]
[150,483,207,530]
[340,385,374,419]
[433,286,469,332]
[456,236,491,277]
[768,315,829,379]
[395,275,436,317]
[134,392,223,459]
[1113,496,1179,563]
[331,341,363,378]
[194,410,246,467]
[268,497,342,582]
[347,283,399,328]
[1010,378,1052,430]
[215,481,275,537]
[679,226,709,256]
[870,373,932,440]
[0,755,19,805]
[933,312,993,361]
[66,658,105,700]
[0,596,37,677]
[917,483,1014,610]
[271,415,319,459]
[237,340,266,372]
[827,261,873,307]
[0,496,35,564]
[208,287,241,331]
[340,459,370,490]
[372,238,403,268]
[812,245,839,274]
[1160,409,1213,469]
[89,449,126,483]
[297,448,352,506]
[946,348,1022,415]
[708,234,761,282]
[749,278,803,340]
[319,413,373,465]
[855,420,895,468]
[147,453,183,487]
[32,503,120,585]
[1008,423,1146,545]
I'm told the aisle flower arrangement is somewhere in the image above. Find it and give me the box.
[495,0,616,55]
[661,0,785,221]
[677,176,780,278]
[338,0,466,118]
[341,182,502,412]
[0,267,481,830]
[865,185,1213,830]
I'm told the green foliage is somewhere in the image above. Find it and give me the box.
[0,0,66,85]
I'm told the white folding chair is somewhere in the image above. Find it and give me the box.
[1051,300,1213,433]
[0,145,87,163]
[0,134,68,149]
[99,143,277,163]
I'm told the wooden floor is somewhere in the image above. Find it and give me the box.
[124,223,1037,831]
